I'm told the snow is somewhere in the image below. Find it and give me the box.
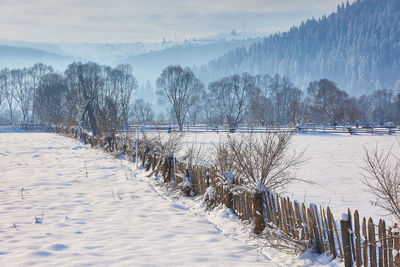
[287,134,399,224]
[0,132,338,266]
[172,132,399,224]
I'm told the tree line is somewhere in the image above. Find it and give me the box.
[0,62,399,134]
[158,66,400,130]
[0,62,153,133]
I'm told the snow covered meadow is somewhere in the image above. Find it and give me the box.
[0,131,398,266]
[176,132,400,223]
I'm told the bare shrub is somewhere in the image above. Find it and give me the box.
[225,133,306,192]
[144,132,183,181]
[362,143,400,221]
[180,142,209,196]
[183,142,208,167]
[213,132,306,234]
[151,132,183,157]
[213,140,236,208]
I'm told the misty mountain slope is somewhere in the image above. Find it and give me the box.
[123,38,262,84]
[0,45,73,70]
[198,0,400,96]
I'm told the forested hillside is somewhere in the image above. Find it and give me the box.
[197,0,400,96]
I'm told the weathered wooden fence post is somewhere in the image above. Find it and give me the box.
[223,176,234,211]
[394,223,399,266]
[369,218,377,267]
[164,155,174,183]
[253,191,265,234]
[354,210,362,266]
[145,152,152,171]
[142,144,150,167]
[341,214,353,267]
[326,207,337,259]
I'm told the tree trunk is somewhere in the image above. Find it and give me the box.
[8,102,13,122]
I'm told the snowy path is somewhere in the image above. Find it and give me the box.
[0,133,290,266]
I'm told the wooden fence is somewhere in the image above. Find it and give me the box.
[107,124,399,136]
[0,123,50,132]
[53,126,400,266]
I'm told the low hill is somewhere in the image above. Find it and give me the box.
[0,45,73,70]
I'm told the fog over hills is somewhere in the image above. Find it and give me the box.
[0,33,263,104]
[2,0,399,98]
[0,45,73,70]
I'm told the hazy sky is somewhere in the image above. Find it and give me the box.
[0,0,353,43]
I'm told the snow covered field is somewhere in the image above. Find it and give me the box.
[1,132,397,266]
[0,133,338,266]
[175,132,400,223]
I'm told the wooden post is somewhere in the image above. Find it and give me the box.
[388,227,393,267]
[309,206,323,254]
[145,153,152,171]
[151,155,157,171]
[264,192,272,223]
[348,209,356,262]
[165,155,174,183]
[253,191,265,234]
[369,218,377,267]
[326,207,337,259]
[303,203,310,240]
[394,223,399,266]
[281,198,289,235]
[341,214,353,267]
[354,210,362,266]
[276,197,283,231]
[382,220,388,267]
[331,212,344,260]
[294,202,304,240]
[363,217,369,267]
[289,200,297,238]
[316,206,327,252]
[378,220,383,267]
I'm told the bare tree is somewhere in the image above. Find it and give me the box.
[34,73,68,124]
[362,144,400,222]
[132,98,153,124]
[156,65,204,130]
[278,86,304,125]
[29,63,53,122]
[76,63,102,136]
[208,73,253,131]
[64,62,137,134]
[370,89,395,125]
[249,74,274,125]
[0,68,14,123]
[97,64,137,134]
[307,79,348,125]
[203,91,224,126]
[0,85,2,108]
[107,64,137,126]
[187,101,203,125]
[11,68,32,121]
